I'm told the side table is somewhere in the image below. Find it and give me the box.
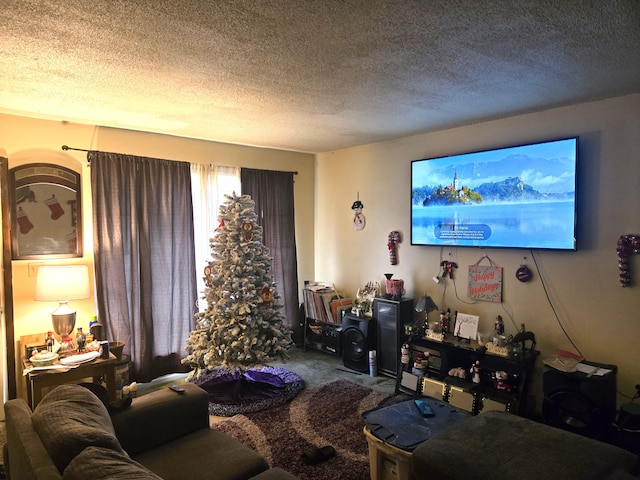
[24,354,118,409]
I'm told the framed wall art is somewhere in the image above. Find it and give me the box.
[10,163,82,259]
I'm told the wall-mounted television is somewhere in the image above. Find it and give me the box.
[411,137,578,250]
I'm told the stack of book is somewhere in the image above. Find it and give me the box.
[303,284,352,323]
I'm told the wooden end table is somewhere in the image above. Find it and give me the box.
[24,353,118,409]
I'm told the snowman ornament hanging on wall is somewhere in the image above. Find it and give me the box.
[351,196,366,231]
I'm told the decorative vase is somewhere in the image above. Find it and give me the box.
[384,273,393,297]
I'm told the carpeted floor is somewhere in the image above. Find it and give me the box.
[211,378,399,480]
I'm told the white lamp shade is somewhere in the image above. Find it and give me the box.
[34,265,90,302]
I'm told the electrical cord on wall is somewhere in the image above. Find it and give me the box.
[530,249,582,357]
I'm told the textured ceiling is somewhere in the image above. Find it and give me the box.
[2,1,639,153]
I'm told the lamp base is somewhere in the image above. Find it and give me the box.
[52,302,76,342]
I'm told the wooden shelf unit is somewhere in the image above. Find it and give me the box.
[398,335,539,417]
[302,286,350,356]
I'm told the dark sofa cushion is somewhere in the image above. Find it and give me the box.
[64,446,162,480]
[134,428,270,480]
[32,384,125,473]
[411,411,638,480]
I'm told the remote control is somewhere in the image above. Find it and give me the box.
[414,399,435,417]
[169,384,185,393]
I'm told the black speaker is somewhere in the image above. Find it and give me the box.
[542,361,617,440]
[341,314,376,373]
[321,323,341,355]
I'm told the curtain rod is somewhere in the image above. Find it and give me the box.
[61,145,298,174]
[62,145,92,153]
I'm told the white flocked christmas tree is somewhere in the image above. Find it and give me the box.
[182,193,293,379]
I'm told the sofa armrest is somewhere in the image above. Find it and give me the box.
[111,383,210,455]
[4,398,62,480]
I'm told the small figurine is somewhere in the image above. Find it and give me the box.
[440,311,448,334]
[494,370,513,392]
[471,360,481,384]
[494,315,505,336]
[511,324,536,352]
[401,343,411,365]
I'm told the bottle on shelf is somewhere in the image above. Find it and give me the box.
[76,327,86,352]
[46,332,55,352]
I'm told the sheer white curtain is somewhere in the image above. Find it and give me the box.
[190,164,240,309]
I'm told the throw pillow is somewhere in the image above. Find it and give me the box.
[64,446,163,480]
[32,384,125,473]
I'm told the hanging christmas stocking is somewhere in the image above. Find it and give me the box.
[65,230,77,253]
[45,195,65,220]
[17,207,34,234]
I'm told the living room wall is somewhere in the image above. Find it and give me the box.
[0,114,314,399]
[315,93,640,410]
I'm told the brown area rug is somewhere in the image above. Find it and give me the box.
[211,379,397,480]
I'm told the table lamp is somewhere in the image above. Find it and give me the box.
[415,294,438,334]
[35,265,90,343]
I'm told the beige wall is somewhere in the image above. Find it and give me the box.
[3,94,639,410]
[316,94,640,409]
[0,114,314,398]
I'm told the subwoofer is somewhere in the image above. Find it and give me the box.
[341,314,376,373]
[542,361,617,440]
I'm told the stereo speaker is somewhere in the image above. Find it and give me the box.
[542,361,617,440]
[321,323,341,355]
[341,314,376,373]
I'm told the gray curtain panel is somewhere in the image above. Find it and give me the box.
[90,151,197,382]
[241,168,299,331]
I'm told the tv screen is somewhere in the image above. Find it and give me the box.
[411,137,578,250]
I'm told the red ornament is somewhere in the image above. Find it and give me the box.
[516,265,532,282]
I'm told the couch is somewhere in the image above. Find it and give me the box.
[4,382,298,480]
[411,410,639,480]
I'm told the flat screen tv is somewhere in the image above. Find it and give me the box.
[411,137,578,250]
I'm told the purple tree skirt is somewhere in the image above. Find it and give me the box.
[192,366,305,416]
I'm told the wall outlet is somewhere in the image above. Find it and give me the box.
[28,262,43,278]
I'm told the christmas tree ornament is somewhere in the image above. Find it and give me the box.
[203,265,213,287]
[260,285,273,308]
[516,264,533,282]
[242,222,254,241]
[440,260,457,279]
[617,234,640,287]
[351,194,366,231]
[388,231,401,264]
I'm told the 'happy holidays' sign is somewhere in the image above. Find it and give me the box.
[468,256,503,303]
